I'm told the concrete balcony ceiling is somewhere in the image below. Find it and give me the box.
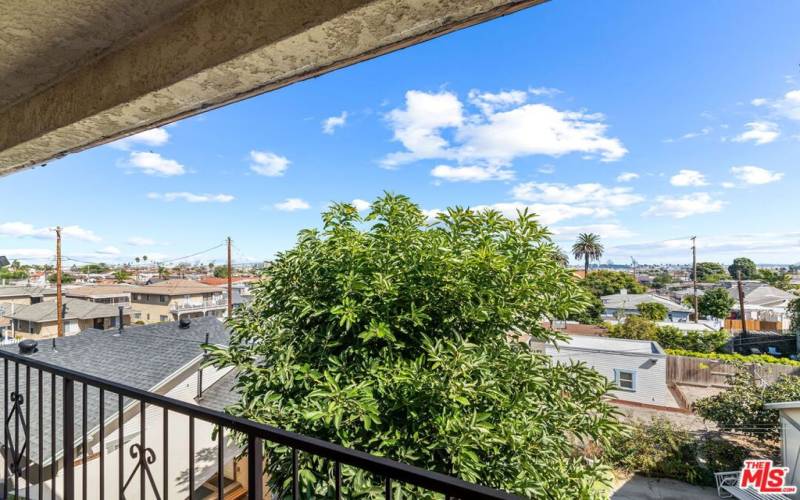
[0,0,546,176]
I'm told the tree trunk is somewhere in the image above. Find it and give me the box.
[584,255,589,276]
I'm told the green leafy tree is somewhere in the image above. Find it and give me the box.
[568,292,605,325]
[698,288,735,320]
[759,269,793,290]
[790,298,800,333]
[728,257,758,280]
[213,266,229,278]
[113,269,131,283]
[636,302,669,321]
[653,326,728,353]
[652,271,673,289]
[695,373,800,440]
[572,233,604,276]
[48,273,75,284]
[606,315,658,340]
[581,270,646,297]
[157,265,170,279]
[693,262,727,282]
[207,194,623,498]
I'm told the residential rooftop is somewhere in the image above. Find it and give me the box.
[553,334,665,356]
[601,291,692,313]
[4,297,125,322]
[0,285,57,299]
[126,279,224,296]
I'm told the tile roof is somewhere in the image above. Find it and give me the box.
[0,316,229,465]
[3,298,125,323]
[127,279,224,296]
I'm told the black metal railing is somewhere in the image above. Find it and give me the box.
[0,349,520,500]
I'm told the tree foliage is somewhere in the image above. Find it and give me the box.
[698,288,736,320]
[759,269,793,291]
[636,302,669,321]
[790,298,800,333]
[651,271,673,289]
[207,194,623,498]
[728,257,758,280]
[607,317,727,353]
[581,270,646,298]
[695,373,800,440]
[213,266,229,278]
[572,233,604,276]
[693,262,727,282]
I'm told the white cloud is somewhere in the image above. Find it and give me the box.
[551,223,635,240]
[128,151,185,176]
[382,89,627,173]
[351,199,371,211]
[110,127,170,150]
[97,246,121,256]
[721,181,736,189]
[511,182,644,208]
[733,121,780,145]
[753,89,800,121]
[616,172,639,182]
[538,164,556,174]
[147,192,234,203]
[472,202,603,225]
[664,127,712,143]
[670,169,708,187]
[249,150,290,176]
[0,248,54,261]
[528,86,562,97]
[127,237,155,246]
[468,89,527,114]
[421,209,444,223]
[0,222,100,242]
[730,165,784,185]
[274,198,311,211]
[751,98,768,106]
[644,192,725,219]
[430,164,514,182]
[322,112,348,134]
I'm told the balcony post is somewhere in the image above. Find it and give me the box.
[247,435,263,499]
[63,377,75,500]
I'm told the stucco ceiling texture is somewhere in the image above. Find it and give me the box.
[0,0,197,109]
[0,0,546,176]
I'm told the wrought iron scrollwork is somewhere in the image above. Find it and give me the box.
[121,443,161,499]
[4,391,28,475]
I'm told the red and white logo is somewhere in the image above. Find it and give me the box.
[739,459,797,495]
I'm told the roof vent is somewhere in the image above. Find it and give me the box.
[19,339,38,355]
[179,318,191,329]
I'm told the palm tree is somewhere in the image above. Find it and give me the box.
[572,233,604,276]
[552,247,569,267]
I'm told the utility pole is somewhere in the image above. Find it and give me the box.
[737,270,748,336]
[227,237,233,319]
[55,226,63,337]
[691,236,698,323]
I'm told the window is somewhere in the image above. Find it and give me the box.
[159,315,168,322]
[613,369,636,391]
[159,295,167,303]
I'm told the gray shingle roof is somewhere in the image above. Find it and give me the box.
[4,298,124,323]
[197,369,240,411]
[0,316,229,465]
[0,286,56,299]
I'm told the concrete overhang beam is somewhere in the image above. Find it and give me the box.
[0,0,546,176]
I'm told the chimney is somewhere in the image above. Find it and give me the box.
[118,305,124,334]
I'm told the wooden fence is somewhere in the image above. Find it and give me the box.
[724,319,784,333]
[667,354,800,387]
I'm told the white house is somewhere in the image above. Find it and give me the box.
[600,289,692,322]
[532,335,673,407]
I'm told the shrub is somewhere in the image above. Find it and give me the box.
[655,327,728,353]
[606,315,657,340]
[637,302,669,321]
[695,373,800,440]
[606,419,749,486]
[667,349,800,367]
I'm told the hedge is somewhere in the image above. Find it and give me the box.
[666,349,800,367]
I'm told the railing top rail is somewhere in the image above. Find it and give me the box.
[0,348,520,499]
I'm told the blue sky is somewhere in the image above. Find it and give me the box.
[1,0,799,266]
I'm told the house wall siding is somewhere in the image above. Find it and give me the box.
[544,345,668,406]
